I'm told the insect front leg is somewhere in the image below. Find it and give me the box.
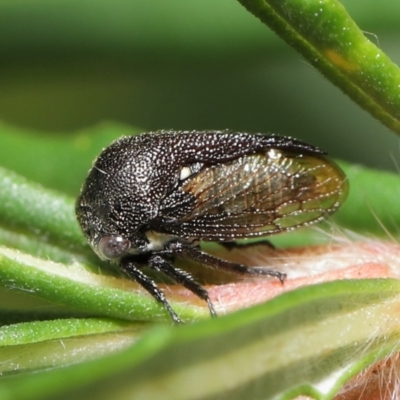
[167,242,286,283]
[119,257,183,324]
[148,254,217,318]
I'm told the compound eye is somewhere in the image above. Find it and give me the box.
[97,235,131,260]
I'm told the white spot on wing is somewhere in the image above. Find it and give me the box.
[267,149,282,160]
[180,166,192,180]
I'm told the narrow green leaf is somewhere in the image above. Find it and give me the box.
[0,247,207,323]
[0,318,150,374]
[0,318,135,346]
[1,279,400,400]
[237,0,400,135]
[0,166,83,246]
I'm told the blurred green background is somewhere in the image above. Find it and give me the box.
[1,0,400,174]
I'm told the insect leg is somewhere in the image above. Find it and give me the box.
[148,254,217,318]
[219,240,275,251]
[119,257,183,324]
[172,244,286,283]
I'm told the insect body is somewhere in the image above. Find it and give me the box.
[76,130,348,323]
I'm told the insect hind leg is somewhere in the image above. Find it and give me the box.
[176,244,286,283]
[219,240,275,251]
[148,254,217,318]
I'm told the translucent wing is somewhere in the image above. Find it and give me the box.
[161,149,348,241]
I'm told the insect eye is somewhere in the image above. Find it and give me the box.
[97,235,131,260]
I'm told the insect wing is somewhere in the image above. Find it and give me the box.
[166,150,348,240]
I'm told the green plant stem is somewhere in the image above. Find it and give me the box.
[2,279,400,400]
[0,247,207,323]
[0,166,85,250]
[237,0,400,135]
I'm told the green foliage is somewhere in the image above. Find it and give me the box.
[1,1,400,399]
[239,0,400,133]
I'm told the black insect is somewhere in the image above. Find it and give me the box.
[76,130,348,323]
